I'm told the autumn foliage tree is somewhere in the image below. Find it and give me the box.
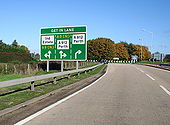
[132,45,151,60]
[119,42,134,57]
[0,40,32,63]
[112,43,129,60]
[88,38,115,60]
[141,46,151,60]
[87,38,151,61]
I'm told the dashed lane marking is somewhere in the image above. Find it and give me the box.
[160,85,170,96]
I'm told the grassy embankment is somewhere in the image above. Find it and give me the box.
[0,64,105,110]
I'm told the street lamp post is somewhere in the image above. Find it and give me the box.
[141,28,153,50]
[141,28,153,61]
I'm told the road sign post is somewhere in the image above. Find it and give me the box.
[40,26,87,72]
[47,60,49,72]
[76,61,79,70]
[61,61,64,72]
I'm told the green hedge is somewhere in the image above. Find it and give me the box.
[0,52,32,63]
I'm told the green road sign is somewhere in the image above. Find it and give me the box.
[40,26,87,61]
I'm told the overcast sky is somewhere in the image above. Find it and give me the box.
[0,0,170,54]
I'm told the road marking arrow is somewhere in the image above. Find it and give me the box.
[75,50,82,59]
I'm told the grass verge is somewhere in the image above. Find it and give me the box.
[0,64,105,111]
[0,70,60,82]
[0,74,27,82]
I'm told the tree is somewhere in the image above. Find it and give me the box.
[119,41,151,60]
[0,40,7,52]
[120,41,134,57]
[0,40,32,63]
[0,40,6,46]
[112,43,130,60]
[87,38,151,61]
[132,45,151,60]
[12,40,18,47]
[141,46,151,60]
[164,55,170,62]
[18,45,30,53]
[0,40,3,45]
[88,38,115,60]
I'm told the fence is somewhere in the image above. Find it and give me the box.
[0,63,40,75]
[0,63,103,96]
[0,61,97,75]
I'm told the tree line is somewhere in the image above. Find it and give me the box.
[0,40,30,53]
[87,38,151,61]
[0,40,32,63]
[0,38,151,63]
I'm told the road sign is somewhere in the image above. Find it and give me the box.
[40,26,87,61]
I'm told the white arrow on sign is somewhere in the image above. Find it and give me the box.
[75,50,82,59]
[44,51,52,59]
[59,51,67,59]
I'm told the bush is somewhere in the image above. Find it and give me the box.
[164,55,170,62]
[28,60,37,64]
[0,52,33,63]
[10,60,22,64]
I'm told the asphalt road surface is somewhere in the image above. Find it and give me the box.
[17,64,170,125]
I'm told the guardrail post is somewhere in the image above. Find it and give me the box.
[84,70,87,74]
[53,77,57,84]
[5,64,8,73]
[31,81,35,91]
[68,74,71,79]
[87,69,90,73]
[78,72,80,76]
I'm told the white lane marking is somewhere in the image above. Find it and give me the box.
[136,67,140,70]
[133,65,144,73]
[140,69,144,73]
[145,73,155,81]
[14,68,108,125]
[133,66,141,71]
[133,65,156,81]
[133,65,145,73]
[160,85,170,95]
